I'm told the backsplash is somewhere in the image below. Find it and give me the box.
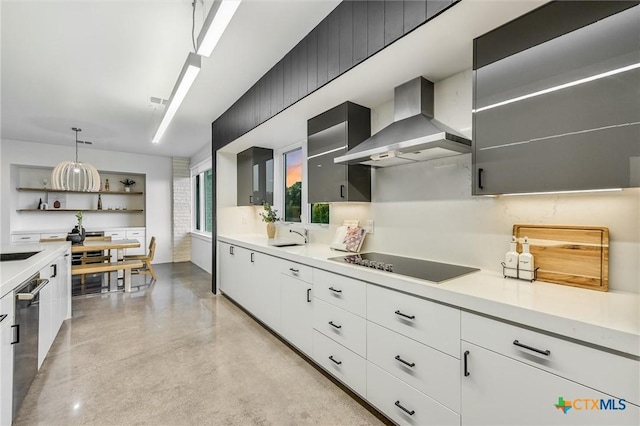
[360,154,639,293]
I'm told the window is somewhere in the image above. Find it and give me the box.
[284,148,302,222]
[192,160,212,234]
[277,144,329,226]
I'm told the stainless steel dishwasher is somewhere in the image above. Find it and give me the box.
[12,272,48,421]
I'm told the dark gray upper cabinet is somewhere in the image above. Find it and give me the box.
[384,0,404,46]
[472,2,640,195]
[297,40,308,99]
[237,147,274,206]
[307,102,372,203]
[271,62,284,116]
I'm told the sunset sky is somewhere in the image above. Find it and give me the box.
[285,149,302,188]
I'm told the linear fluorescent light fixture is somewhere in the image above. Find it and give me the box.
[501,188,623,197]
[474,62,640,113]
[196,0,241,57]
[152,52,201,144]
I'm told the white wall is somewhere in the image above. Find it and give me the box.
[1,139,173,264]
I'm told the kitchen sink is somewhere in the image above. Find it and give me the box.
[0,251,41,262]
[268,239,303,247]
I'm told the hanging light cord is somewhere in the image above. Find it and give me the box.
[73,127,81,163]
[191,0,197,52]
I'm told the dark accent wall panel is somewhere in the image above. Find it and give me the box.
[298,39,308,99]
[317,19,329,87]
[384,0,404,46]
[272,60,284,115]
[283,53,292,106]
[405,1,427,33]
[339,1,354,74]
[426,0,452,20]
[307,28,318,93]
[367,0,385,56]
[353,1,368,65]
[327,8,341,81]
[211,0,460,151]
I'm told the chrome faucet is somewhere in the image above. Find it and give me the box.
[289,228,309,244]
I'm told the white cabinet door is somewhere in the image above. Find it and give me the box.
[461,342,639,426]
[59,250,71,320]
[219,243,242,303]
[280,274,313,356]
[249,251,282,331]
[0,294,14,425]
[125,229,146,256]
[37,275,54,369]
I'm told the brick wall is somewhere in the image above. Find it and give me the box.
[172,157,191,262]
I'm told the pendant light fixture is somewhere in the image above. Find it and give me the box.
[51,127,101,192]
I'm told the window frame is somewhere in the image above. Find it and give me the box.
[274,140,329,229]
[191,157,213,236]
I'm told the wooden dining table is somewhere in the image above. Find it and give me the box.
[71,239,141,291]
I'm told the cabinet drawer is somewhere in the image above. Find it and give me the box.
[280,262,312,283]
[313,298,366,357]
[11,234,40,243]
[313,269,366,317]
[367,284,461,357]
[367,322,460,413]
[105,231,125,239]
[313,330,366,397]
[462,312,640,406]
[367,362,460,426]
[126,230,145,238]
[40,232,65,240]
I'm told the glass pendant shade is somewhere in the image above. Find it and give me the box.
[51,127,101,192]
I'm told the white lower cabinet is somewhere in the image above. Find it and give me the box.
[38,253,68,369]
[125,229,146,256]
[0,293,15,426]
[461,341,639,426]
[367,321,460,412]
[367,362,460,426]
[279,274,313,356]
[217,240,637,426]
[313,298,366,357]
[313,330,366,397]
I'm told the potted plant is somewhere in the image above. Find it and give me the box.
[120,178,136,192]
[68,210,85,244]
[259,202,280,238]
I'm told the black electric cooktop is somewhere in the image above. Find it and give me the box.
[328,252,479,283]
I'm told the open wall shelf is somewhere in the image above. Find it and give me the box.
[17,187,143,195]
[17,209,143,213]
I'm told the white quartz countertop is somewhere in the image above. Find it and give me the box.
[0,242,70,299]
[218,234,640,357]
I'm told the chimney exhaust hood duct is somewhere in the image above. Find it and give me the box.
[334,77,471,167]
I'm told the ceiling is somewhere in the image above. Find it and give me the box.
[1,0,548,160]
[0,0,340,158]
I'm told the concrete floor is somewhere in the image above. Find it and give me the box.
[15,262,385,425]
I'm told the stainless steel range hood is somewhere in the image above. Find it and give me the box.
[334,77,471,167]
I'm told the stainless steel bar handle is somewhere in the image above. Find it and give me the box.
[16,279,49,301]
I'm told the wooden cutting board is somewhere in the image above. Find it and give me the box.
[512,224,609,291]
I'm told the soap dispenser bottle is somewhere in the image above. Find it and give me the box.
[504,236,519,278]
[518,237,535,281]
